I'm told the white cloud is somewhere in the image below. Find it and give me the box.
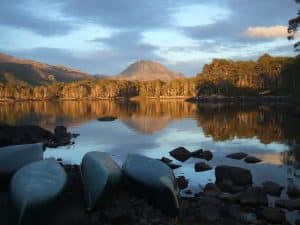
[245,26,288,39]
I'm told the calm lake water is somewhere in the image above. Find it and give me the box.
[1,100,300,195]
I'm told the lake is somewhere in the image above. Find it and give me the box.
[1,100,300,195]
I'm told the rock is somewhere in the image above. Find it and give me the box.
[97,116,117,121]
[194,162,212,172]
[226,152,248,160]
[203,183,222,197]
[160,157,172,164]
[217,179,247,193]
[262,181,283,196]
[275,199,300,210]
[184,189,193,195]
[169,147,191,162]
[215,165,253,186]
[287,184,300,198]
[176,176,188,189]
[167,163,181,170]
[191,149,213,161]
[257,207,285,224]
[244,156,262,164]
[296,218,300,225]
[239,187,268,206]
[54,126,67,136]
[195,196,221,222]
[218,193,240,203]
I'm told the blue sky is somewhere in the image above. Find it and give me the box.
[0,0,298,76]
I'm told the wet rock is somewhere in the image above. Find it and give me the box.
[257,207,285,224]
[160,157,172,164]
[215,165,253,186]
[194,162,212,172]
[244,156,262,164]
[223,204,255,222]
[184,190,193,195]
[97,116,117,121]
[191,149,213,161]
[239,187,268,206]
[167,163,181,170]
[275,199,300,210]
[226,152,248,160]
[203,183,222,197]
[169,147,191,162]
[262,181,284,196]
[195,196,221,222]
[176,176,188,189]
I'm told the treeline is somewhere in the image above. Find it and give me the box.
[0,54,299,101]
[0,78,197,100]
[196,54,300,97]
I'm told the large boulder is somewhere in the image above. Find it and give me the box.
[169,147,191,162]
[215,165,252,186]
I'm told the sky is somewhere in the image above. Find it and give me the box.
[0,0,299,76]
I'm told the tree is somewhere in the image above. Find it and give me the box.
[288,0,300,51]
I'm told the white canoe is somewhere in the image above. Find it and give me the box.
[10,159,67,225]
[80,151,122,210]
[122,154,180,217]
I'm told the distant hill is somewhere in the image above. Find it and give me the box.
[0,53,93,86]
[114,60,184,81]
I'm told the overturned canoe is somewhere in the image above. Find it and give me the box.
[10,159,67,225]
[80,151,122,210]
[0,143,43,183]
[123,154,180,217]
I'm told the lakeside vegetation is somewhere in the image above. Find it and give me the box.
[0,54,299,101]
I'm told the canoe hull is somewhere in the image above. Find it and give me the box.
[10,159,67,225]
[123,154,180,217]
[80,151,122,210]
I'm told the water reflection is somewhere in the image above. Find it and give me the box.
[0,100,299,166]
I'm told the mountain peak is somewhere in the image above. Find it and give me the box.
[116,60,184,81]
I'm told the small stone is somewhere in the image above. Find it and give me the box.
[262,181,284,196]
[194,162,212,172]
[191,149,213,161]
[239,187,268,206]
[160,157,172,164]
[176,176,188,189]
[275,199,300,210]
[184,189,193,195]
[167,163,181,170]
[169,147,191,162]
[244,156,262,164]
[257,207,285,224]
[226,152,248,160]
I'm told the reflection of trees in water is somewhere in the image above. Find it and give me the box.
[0,100,197,133]
[195,104,300,145]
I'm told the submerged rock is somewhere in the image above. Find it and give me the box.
[215,165,253,186]
[191,149,213,161]
[169,147,191,162]
[97,116,117,121]
[194,162,212,172]
[226,152,248,160]
[244,156,262,164]
[176,176,188,189]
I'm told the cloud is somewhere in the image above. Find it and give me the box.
[245,26,288,39]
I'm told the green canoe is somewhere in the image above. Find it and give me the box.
[10,159,67,225]
[122,154,180,217]
[0,143,43,185]
[80,151,122,210]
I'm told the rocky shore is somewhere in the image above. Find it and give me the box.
[0,124,77,148]
[1,153,300,225]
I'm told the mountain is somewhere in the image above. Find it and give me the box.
[0,53,93,86]
[114,60,184,81]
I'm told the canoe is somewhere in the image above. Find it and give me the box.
[122,154,180,217]
[80,151,122,210]
[0,143,43,184]
[10,159,67,225]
